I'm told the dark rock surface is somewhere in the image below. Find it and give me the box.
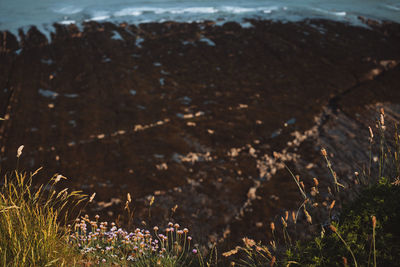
[0,19,400,246]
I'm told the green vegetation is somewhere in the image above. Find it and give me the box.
[288,180,400,267]
[0,112,399,266]
[0,168,86,266]
[223,180,400,267]
[0,167,211,266]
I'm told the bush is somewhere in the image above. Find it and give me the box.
[290,180,400,267]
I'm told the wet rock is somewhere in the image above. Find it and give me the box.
[23,26,48,48]
[0,19,400,245]
[0,31,19,52]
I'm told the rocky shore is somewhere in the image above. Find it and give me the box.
[0,18,400,246]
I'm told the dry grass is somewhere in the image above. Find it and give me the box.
[0,167,86,266]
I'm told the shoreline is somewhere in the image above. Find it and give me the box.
[1,16,399,47]
[0,18,400,244]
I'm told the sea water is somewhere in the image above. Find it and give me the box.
[0,0,399,37]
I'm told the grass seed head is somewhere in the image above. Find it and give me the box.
[368,126,374,142]
[372,216,376,229]
[329,200,336,210]
[343,257,348,267]
[17,145,24,158]
[292,211,296,223]
[270,256,276,266]
[171,204,178,213]
[222,247,239,257]
[304,207,312,224]
[89,193,96,202]
[243,237,256,247]
[270,222,275,232]
[321,148,327,157]
[300,181,305,190]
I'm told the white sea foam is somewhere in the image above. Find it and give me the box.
[221,6,256,14]
[261,6,280,14]
[312,8,346,17]
[91,16,110,21]
[60,20,76,25]
[384,4,400,11]
[172,7,218,14]
[89,11,110,21]
[114,8,143,17]
[52,6,83,15]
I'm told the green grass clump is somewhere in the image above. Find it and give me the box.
[0,169,85,266]
[289,180,400,267]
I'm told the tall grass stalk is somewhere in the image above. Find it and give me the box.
[284,165,307,200]
[368,126,374,182]
[372,216,377,267]
[329,225,358,267]
[321,148,344,193]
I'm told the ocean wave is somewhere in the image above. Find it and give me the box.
[172,7,218,14]
[114,8,144,17]
[220,6,256,14]
[114,6,219,16]
[52,6,83,15]
[111,5,282,18]
[311,8,347,17]
[90,11,111,21]
[262,6,281,14]
[1,0,400,36]
[384,4,400,11]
